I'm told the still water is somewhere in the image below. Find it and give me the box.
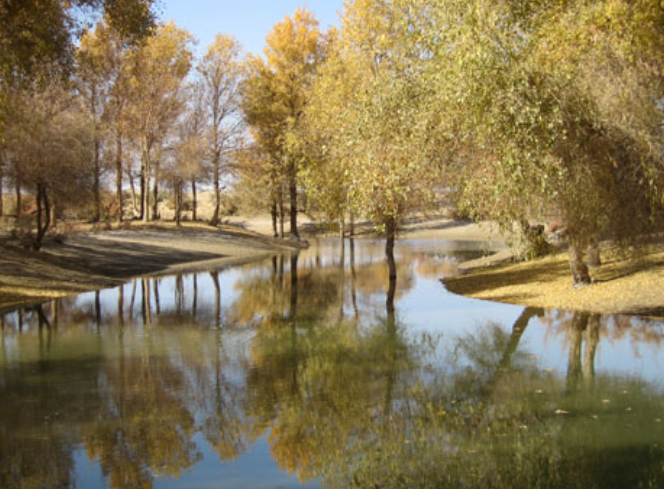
[1,238,664,489]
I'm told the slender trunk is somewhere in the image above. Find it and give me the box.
[349,212,355,237]
[139,170,146,221]
[587,239,601,268]
[34,182,51,251]
[152,151,160,221]
[0,158,4,218]
[385,217,397,281]
[141,138,150,223]
[93,137,101,222]
[350,238,358,319]
[289,179,299,239]
[116,131,123,223]
[271,200,278,237]
[191,178,197,221]
[568,239,591,287]
[50,300,59,330]
[339,215,345,240]
[210,152,221,226]
[175,178,182,226]
[278,189,285,238]
[15,179,21,218]
[127,170,137,218]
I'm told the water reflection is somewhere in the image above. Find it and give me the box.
[1,239,664,488]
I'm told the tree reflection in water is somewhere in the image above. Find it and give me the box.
[0,239,663,489]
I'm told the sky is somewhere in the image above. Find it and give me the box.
[160,0,345,57]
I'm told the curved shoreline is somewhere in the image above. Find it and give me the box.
[444,246,664,318]
[0,222,305,313]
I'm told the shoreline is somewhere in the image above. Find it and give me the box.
[0,222,307,313]
[444,245,664,318]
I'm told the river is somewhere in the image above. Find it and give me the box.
[1,238,663,488]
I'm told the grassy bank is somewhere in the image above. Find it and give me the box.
[444,245,664,317]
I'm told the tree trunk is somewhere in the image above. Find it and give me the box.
[174,178,182,226]
[289,179,299,239]
[141,139,150,223]
[210,152,221,227]
[33,182,51,251]
[385,217,397,281]
[569,240,591,287]
[152,152,160,221]
[271,200,278,237]
[128,170,137,218]
[0,157,4,218]
[115,131,123,223]
[93,137,101,222]
[349,212,355,237]
[587,239,601,268]
[191,178,197,221]
[15,179,21,218]
[278,189,285,238]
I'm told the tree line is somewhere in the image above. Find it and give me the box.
[1,0,663,284]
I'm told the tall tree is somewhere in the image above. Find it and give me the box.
[197,35,244,227]
[126,22,193,222]
[242,8,325,239]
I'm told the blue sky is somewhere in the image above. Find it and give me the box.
[160,1,344,57]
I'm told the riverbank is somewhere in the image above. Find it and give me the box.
[0,222,306,312]
[444,244,664,317]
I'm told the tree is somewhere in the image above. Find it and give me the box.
[424,0,664,285]
[126,22,193,222]
[242,8,326,239]
[5,81,93,249]
[308,0,441,281]
[197,35,244,227]
[0,0,154,85]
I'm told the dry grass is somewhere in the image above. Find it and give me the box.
[444,244,664,316]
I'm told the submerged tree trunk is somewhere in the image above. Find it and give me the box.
[116,131,123,223]
[289,179,299,239]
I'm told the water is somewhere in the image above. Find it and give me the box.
[1,238,663,489]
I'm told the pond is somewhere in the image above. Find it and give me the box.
[1,238,664,489]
